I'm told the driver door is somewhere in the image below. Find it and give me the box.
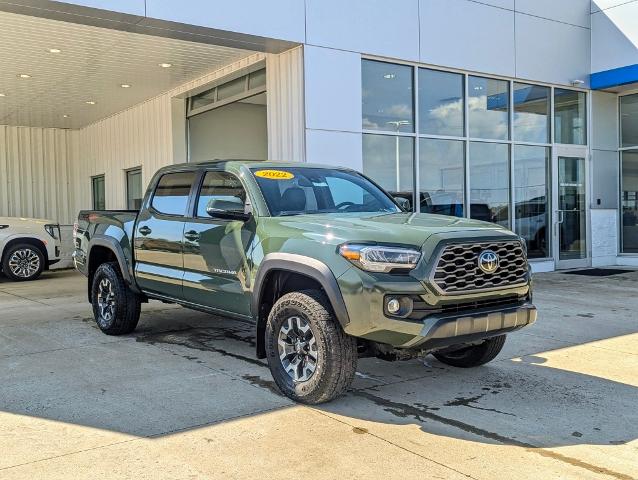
[182,170,255,318]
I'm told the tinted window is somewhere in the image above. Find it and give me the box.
[251,167,399,217]
[197,171,247,217]
[92,175,105,210]
[419,68,464,137]
[151,172,196,216]
[621,93,638,148]
[554,89,586,145]
[362,60,414,133]
[126,168,143,210]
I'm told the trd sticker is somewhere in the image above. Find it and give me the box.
[254,169,294,180]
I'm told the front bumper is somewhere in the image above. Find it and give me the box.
[401,303,536,351]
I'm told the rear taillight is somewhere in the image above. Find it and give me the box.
[73,222,79,239]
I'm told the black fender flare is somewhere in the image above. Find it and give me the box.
[252,253,351,358]
[88,235,140,295]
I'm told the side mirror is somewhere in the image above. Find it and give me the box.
[206,198,251,222]
[393,196,411,212]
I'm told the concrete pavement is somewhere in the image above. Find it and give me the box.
[0,269,636,479]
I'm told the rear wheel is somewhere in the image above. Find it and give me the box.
[265,290,357,404]
[433,335,506,368]
[91,262,141,335]
[2,243,45,281]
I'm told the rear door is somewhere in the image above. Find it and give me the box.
[182,170,255,317]
[134,171,197,298]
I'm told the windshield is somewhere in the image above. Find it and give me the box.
[250,167,401,217]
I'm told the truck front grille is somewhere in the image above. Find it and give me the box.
[432,241,528,294]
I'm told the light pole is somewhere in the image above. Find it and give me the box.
[386,120,411,192]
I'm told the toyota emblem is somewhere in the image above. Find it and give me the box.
[478,250,499,274]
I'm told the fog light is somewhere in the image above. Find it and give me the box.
[387,298,401,314]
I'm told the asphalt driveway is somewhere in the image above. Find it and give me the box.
[0,269,636,479]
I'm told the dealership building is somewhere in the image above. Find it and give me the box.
[0,0,637,272]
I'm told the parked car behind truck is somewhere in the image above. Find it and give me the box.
[73,160,537,404]
[0,217,62,281]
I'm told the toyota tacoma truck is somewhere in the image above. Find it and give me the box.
[73,161,536,404]
[1,216,62,281]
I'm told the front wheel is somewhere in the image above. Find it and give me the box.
[265,290,357,404]
[433,335,506,368]
[91,262,141,335]
[2,243,45,281]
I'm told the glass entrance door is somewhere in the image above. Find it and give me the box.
[553,149,589,269]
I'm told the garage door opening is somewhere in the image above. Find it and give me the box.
[187,65,268,163]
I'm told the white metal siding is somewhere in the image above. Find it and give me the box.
[0,125,79,224]
[267,46,305,162]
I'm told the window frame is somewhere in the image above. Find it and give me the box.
[125,167,143,211]
[618,90,638,255]
[361,56,589,261]
[91,174,105,211]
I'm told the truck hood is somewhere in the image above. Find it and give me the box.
[266,212,511,248]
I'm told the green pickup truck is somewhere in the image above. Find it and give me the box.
[73,160,536,404]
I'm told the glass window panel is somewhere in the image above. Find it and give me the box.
[469,142,509,227]
[418,68,464,137]
[621,94,638,148]
[362,60,414,133]
[513,83,550,143]
[190,89,216,111]
[248,69,266,90]
[513,145,550,258]
[362,134,414,210]
[197,171,246,217]
[468,76,509,140]
[92,175,105,211]
[419,138,464,217]
[554,89,587,145]
[152,172,196,216]
[621,151,638,253]
[217,76,246,101]
[126,168,143,210]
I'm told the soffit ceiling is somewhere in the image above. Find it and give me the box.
[0,10,257,129]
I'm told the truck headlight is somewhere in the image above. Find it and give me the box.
[339,244,421,273]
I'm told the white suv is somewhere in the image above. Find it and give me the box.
[0,217,62,281]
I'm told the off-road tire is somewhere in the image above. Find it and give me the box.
[2,243,45,282]
[91,262,141,335]
[265,290,357,404]
[433,335,506,368]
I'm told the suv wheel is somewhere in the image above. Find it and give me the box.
[2,243,45,281]
[91,262,141,335]
[265,290,357,404]
[433,335,506,368]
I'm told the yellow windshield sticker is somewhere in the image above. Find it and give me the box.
[254,169,294,180]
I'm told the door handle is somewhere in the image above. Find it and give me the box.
[139,226,152,236]
[184,230,200,242]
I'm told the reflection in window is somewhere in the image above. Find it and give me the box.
[126,168,143,210]
[468,76,509,140]
[514,146,549,258]
[469,142,509,227]
[621,94,638,148]
[514,83,550,144]
[419,138,464,217]
[362,60,414,133]
[197,171,246,217]
[362,134,414,209]
[554,89,586,145]
[621,151,638,253]
[419,69,464,137]
[152,172,196,216]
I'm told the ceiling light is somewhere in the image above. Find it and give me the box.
[63,114,70,118]
[48,48,61,54]
[383,74,395,79]
[158,63,172,68]
[18,74,32,79]
[0,93,5,97]
[120,84,131,88]
[85,100,96,105]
